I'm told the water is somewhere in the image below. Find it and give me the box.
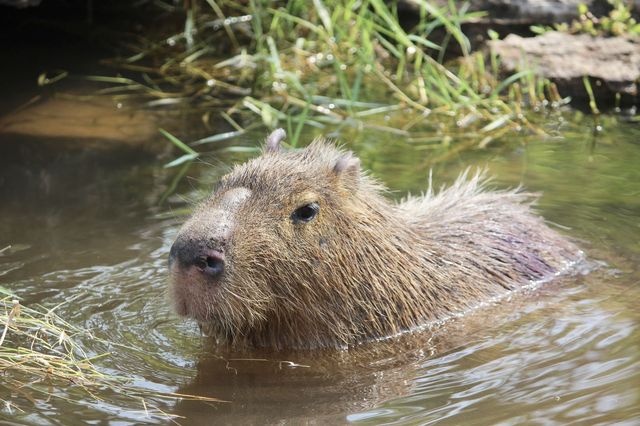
[0,111,639,425]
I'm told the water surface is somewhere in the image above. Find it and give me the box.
[1,111,638,424]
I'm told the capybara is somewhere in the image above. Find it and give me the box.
[168,129,582,350]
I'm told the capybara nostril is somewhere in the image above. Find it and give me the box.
[195,250,225,279]
[169,236,225,280]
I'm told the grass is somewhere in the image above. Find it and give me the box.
[0,294,223,419]
[583,76,601,115]
[46,0,566,162]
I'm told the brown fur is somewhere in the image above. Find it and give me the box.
[168,132,582,350]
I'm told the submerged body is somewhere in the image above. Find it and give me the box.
[168,130,581,350]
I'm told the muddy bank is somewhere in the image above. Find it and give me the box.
[0,98,158,148]
[0,96,170,170]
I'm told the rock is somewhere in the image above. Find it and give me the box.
[489,32,640,103]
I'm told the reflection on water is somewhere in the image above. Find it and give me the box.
[0,112,638,424]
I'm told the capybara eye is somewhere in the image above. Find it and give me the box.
[291,202,319,224]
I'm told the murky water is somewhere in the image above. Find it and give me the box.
[1,111,638,424]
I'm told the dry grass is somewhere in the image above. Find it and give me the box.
[0,295,223,420]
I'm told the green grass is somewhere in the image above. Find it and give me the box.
[52,0,565,162]
[583,76,601,115]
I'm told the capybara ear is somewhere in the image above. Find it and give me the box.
[265,128,286,153]
[333,151,361,187]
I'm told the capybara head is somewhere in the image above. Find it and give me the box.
[168,129,390,349]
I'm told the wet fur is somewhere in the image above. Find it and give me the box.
[170,138,582,350]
